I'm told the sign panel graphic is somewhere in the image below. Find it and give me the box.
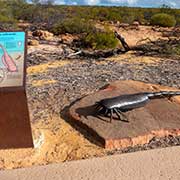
[0,32,25,87]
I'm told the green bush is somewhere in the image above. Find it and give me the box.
[150,13,176,27]
[174,45,180,56]
[0,15,16,23]
[160,44,180,56]
[167,45,180,56]
[82,29,118,50]
[50,18,95,35]
[107,11,121,22]
[94,8,121,22]
[176,17,180,26]
[0,15,17,30]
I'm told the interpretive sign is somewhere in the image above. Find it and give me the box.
[0,31,33,149]
[0,32,26,88]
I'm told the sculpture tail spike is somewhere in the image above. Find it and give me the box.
[147,91,180,98]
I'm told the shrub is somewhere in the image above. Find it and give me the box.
[166,45,180,56]
[174,45,180,55]
[0,15,16,23]
[176,17,180,26]
[0,15,17,30]
[150,13,176,27]
[107,11,121,22]
[50,18,95,35]
[82,29,118,50]
[121,14,135,24]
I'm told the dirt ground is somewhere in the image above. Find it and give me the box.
[0,25,179,170]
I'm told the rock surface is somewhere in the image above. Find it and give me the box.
[69,80,180,149]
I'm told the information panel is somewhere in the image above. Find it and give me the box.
[0,31,33,149]
[0,32,25,87]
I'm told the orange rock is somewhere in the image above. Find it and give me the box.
[28,39,39,46]
[32,30,53,40]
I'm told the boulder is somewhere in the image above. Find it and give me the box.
[59,33,79,44]
[32,30,53,40]
[119,23,129,28]
[132,21,140,26]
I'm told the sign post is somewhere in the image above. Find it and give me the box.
[0,31,33,149]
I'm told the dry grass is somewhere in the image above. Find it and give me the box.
[107,51,161,65]
[31,79,57,87]
[27,60,70,75]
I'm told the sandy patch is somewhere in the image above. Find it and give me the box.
[31,79,57,87]
[107,51,161,65]
[0,115,105,170]
[27,60,70,74]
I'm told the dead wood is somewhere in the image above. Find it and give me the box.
[69,48,126,59]
[69,33,180,58]
[114,31,130,51]
[68,31,131,59]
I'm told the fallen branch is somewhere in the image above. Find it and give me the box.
[77,48,125,59]
[67,51,82,57]
[114,31,130,51]
[136,37,154,46]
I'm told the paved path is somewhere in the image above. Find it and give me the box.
[0,146,180,180]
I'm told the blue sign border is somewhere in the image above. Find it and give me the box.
[0,31,27,91]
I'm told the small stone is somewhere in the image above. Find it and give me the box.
[28,39,39,46]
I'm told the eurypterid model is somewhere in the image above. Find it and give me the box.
[95,91,180,123]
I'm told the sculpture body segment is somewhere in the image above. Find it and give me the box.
[95,91,180,122]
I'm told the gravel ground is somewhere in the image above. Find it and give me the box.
[26,44,180,154]
[27,51,180,118]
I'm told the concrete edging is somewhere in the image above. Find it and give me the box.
[0,146,180,180]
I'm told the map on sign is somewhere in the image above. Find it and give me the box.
[0,32,25,87]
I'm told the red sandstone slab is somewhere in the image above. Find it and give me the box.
[69,80,180,150]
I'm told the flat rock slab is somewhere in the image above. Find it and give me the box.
[69,80,180,150]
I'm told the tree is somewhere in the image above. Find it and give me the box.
[30,0,40,4]
[30,0,55,5]
[45,0,55,5]
[160,4,173,14]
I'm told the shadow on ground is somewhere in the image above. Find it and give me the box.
[133,37,180,59]
[60,99,105,148]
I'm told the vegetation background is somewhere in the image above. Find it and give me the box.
[0,0,179,49]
